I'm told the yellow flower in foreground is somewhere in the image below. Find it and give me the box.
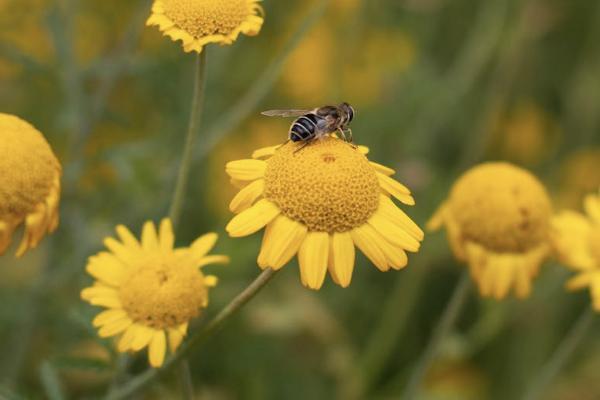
[551,193,600,309]
[81,219,228,367]
[428,162,552,299]
[147,0,264,53]
[225,136,424,290]
[0,113,61,257]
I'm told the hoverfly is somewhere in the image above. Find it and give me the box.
[261,102,355,152]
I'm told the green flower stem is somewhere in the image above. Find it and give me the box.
[105,268,278,400]
[402,271,471,400]
[166,51,208,399]
[522,307,595,400]
[168,51,208,228]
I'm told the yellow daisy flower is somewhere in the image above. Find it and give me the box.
[428,162,552,299]
[225,136,424,290]
[146,0,264,53]
[0,113,61,257]
[551,193,600,309]
[81,219,228,367]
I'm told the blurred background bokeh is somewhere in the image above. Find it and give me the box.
[0,0,599,398]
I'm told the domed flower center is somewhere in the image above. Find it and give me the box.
[0,114,59,219]
[163,0,250,38]
[449,162,552,253]
[264,137,380,232]
[589,225,600,265]
[119,260,207,329]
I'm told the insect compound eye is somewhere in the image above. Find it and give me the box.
[348,106,354,122]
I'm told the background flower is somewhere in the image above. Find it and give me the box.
[81,219,227,367]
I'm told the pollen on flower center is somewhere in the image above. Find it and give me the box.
[589,226,600,265]
[119,260,207,330]
[449,162,552,253]
[162,0,250,38]
[264,137,380,232]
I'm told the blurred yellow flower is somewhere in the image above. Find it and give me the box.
[0,114,61,257]
[428,162,552,299]
[489,101,560,165]
[556,149,600,210]
[81,219,227,367]
[146,0,264,53]
[551,193,600,310]
[225,136,423,290]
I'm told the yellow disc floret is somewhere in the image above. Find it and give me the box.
[264,137,380,232]
[120,259,208,330]
[0,113,61,256]
[163,0,251,38]
[448,162,552,253]
[147,0,264,53]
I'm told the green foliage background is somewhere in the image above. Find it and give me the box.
[0,0,599,398]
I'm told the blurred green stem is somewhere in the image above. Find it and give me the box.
[522,307,595,400]
[106,268,278,400]
[169,52,208,228]
[402,271,471,400]
[168,51,208,399]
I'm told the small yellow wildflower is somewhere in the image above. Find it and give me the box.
[551,193,600,310]
[0,113,61,257]
[81,219,228,367]
[146,0,264,53]
[428,162,553,299]
[225,136,424,290]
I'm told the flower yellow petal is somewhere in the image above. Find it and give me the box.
[142,221,160,251]
[118,325,138,353]
[86,253,127,286]
[566,272,595,291]
[298,232,329,290]
[159,219,175,252]
[350,225,389,272]
[92,309,128,328]
[116,225,141,249]
[229,179,265,213]
[257,222,275,269]
[103,237,136,264]
[197,255,229,268]
[225,159,267,181]
[358,145,369,155]
[168,324,187,353]
[368,212,421,252]
[130,325,156,351]
[370,161,395,176]
[551,211,595,270]
[98,316,132,338]
[81,285,119,302]
[252,145,280,159]
[427,203,446,232]
[377,173,414,205]
[370,229,408,271]
[330,232,355,287]
[264,215,307,270]
[492,261,514,300]
[204,275,219,287]
[226,199,280,237]
[378,195,425,240]
[148,330,167,368]
[584,194,600,223]
[190,233,218,260]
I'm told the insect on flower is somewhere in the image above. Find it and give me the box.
[261,102,356,152]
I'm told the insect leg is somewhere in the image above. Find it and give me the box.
[337,127,348,141]
[293,141,310,154]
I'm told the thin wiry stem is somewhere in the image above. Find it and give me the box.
[105,268,278,400]
[168,52,208,227]
[402,271,471,400]
[167,51,208,399]
[522,307,595,400]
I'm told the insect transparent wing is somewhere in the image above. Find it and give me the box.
[261,109,312,118]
